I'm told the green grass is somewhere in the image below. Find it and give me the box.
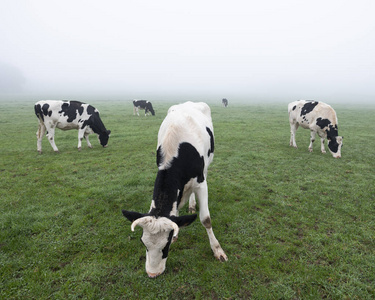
[1,99,374,299]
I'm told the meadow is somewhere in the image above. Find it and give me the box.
[1,99,374,299]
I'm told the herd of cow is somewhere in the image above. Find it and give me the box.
[33,98,343,278]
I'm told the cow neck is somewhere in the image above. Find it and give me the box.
[86,113,107,135]
[326,123,338,139]
[151,169,180,218]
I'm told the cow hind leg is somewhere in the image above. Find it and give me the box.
[188,193,196,213]
[196,181,228,262]
[36,121,46,154]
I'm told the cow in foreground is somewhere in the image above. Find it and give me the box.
[35,100,111,153]
[133,100,155,116]
[222,98,228,107]
[288,100,343,158]
[122,101,227,278]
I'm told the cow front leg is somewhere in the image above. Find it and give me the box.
[84,133,93,149]
[196,182,228,262]
[77,129,85,151]
[46,126,59,152]
[289,123,298,148]
[320,137,326,153]
[308,130,316,152]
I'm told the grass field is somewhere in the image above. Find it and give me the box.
[1,99,374,299]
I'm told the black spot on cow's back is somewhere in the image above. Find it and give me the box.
[300,101,319,116]
[316,117,331,129]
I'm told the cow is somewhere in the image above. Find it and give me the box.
[222,98,228,107]
[34,100,111,153]
[288,100,343,158]
[122,101,227,278]
[133,100,155,116]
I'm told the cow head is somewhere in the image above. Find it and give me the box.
[122,210,197,278]
[327,135,343,158]
[98,130,111,147]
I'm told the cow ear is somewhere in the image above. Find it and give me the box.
[170,214,197,228]
[107,130,111,135]
[122,210,145,222]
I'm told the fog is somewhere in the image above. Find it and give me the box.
[1,0,374,103]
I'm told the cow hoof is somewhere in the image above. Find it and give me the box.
[88,145,93,149]
[214,249,228,262]
[322,150,326,154]
[308,148,313,153]
[189,207,196,214]
[38,150,42,154]
[54,150,60,153]
[78,147,82,151]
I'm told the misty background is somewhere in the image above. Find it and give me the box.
[1,0,374,103]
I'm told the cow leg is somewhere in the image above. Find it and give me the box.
[308,130,316,152]
[188,193,196,213]
[320,137,326,153]
[46,125,59,152]
[77,129,90,150]
[84,132,93,149]
[289,122,298,148]
[36,121,46,154]
[196,181,228,262]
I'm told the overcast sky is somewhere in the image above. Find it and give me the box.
[1,0,374,102]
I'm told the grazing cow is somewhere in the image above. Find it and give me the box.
[133,100,155,116]
[288,100,343,158]
[222,98,228,107]
[34,100,111,153]
[122,101,227,278]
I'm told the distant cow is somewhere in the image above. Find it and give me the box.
[122,101,227,278]
[222,98,228,107]
[35,100,111,153]
[288,100,343,158]
[133,100,155,116]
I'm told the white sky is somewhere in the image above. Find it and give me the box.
[1,0,374,102]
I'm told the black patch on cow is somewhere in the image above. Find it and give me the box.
[292,105,296,111]
[328,137,339,153]
[300,101,319,116]
[316,117,331,129]
[162,231,174,259]
[42,104,52,117]
[59,101,84,123]
[151,142,205,217]
[206,127,214,157]
[156,146,163,167]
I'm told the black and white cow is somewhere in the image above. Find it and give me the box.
[288,100,343,158]
[35,100,111,153]
[122,101,227,278]
[222,98,228,107]
[133,100,155,116]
